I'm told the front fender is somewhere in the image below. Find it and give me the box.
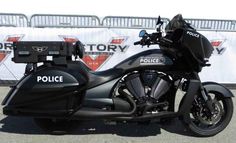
[203,82,234,98]
[180,81,234,123]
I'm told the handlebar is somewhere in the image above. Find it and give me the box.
[134,15,195,47]
[134,30,173,47]
[159,37,173,45]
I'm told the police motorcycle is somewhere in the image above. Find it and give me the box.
[2,14,234,136]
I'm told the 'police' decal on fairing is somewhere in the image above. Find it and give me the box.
[140,57,165,65]
[37,76,63,83]
[186,31,200,38]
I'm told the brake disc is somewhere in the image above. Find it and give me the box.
[193,100,224,125]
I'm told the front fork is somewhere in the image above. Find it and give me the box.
[179,72,213,122]
[199,84,215,114]
[194,72,215,114]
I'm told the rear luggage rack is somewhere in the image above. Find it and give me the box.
[12,41,74,64]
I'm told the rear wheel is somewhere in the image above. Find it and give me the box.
[183,91,233,137]
[34,118,79,135]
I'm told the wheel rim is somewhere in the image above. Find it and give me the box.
[189,91,228,130]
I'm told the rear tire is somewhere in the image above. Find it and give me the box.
[34,118,79,135]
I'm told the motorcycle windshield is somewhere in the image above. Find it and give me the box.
[165,14,186,32]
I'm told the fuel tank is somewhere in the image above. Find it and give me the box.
[2,64,88,117]
[115,49,173,72]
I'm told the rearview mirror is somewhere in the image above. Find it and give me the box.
[156,16,163,26]
[139,30,147,37]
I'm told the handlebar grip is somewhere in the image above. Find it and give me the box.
[134,41,141,45]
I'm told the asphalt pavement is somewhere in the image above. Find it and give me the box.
[0,86,235,143]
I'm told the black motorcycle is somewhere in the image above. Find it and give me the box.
[2,14,234,136]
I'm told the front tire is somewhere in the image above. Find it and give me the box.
[183,91,233,137]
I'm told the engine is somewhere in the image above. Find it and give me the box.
[125,70,171,102]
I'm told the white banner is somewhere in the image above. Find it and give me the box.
[199,31,236,83]
[0,27,235,83]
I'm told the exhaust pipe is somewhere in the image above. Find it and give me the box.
[110,111,178,121]
[71,88,136,119]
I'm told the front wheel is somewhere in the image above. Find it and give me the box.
[183,90,233,137]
